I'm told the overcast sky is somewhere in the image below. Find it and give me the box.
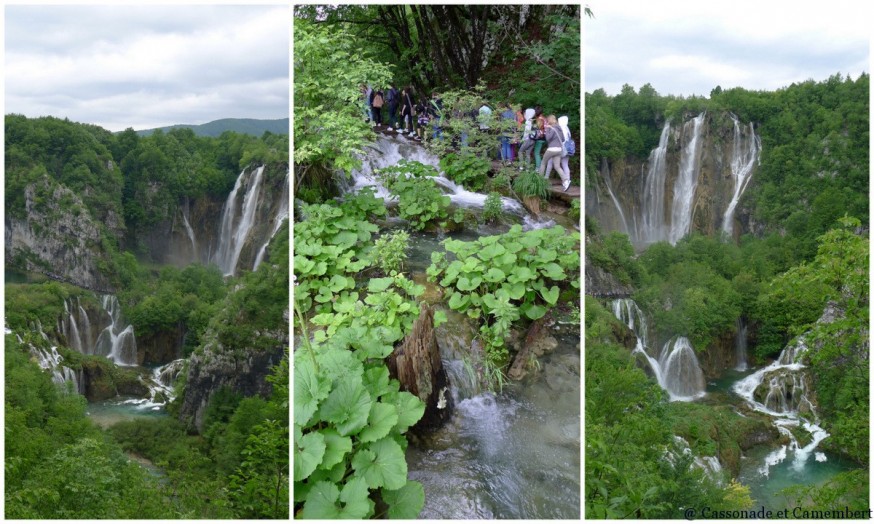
[585,0,871,97]
[5,5,289,132]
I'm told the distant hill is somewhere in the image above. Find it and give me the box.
[135,118,288,137]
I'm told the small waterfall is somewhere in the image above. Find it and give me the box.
[144,358,186,405]
[214,165,266,276]
[180,201,199,261]
[735,317,748,371]
[638,121,671,245]
[15,322,82,393]
[610,300,705,401]
[253,170,290,271]
[721,116,761,237]
[601,167,631,238]
[672,436,723,482]
[659,337,706,401]
[94,295,138,366]
[732,337,829,476]
[348,134,524,214]
[669,113,705,244]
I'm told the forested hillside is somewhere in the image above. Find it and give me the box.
[136,117,290,138]
[5,114,290,518]
[585,75,868,517]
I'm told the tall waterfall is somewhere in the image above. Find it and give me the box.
[668,113,705,244]
[602,166,631,237]
[611,299,705,401]
[253,170,289,271]
[721,116,761,237]
[347,134,524,214]
[732,338,828,475]
[13,321,82,393]
[180,199,199,261]
[638,121,671,245]
[214,165,266,276]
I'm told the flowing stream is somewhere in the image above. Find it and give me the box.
[340,135,580,518]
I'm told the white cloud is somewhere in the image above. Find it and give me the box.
[585,0,871,96]
[5,5,289,131]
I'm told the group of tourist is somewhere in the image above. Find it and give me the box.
[361,84,575,192]
[361,83,442,141]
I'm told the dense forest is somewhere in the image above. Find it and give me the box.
[5,115,289,518]
[294,5,581,519]
[585,75,869,517]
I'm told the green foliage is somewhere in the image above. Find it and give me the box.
[427,225,580,370]
[780,469,868,511]
[568,198,581,222]
[4,281,84,331]
[377,160,451,230]
[481,192,503,223]
[439,152,491,192]
[585,220,640,286]
[293,303,426,518]
[372,230,410,275]
[294,17,393,176]
[512,168,549,199]
[293,189,385,314]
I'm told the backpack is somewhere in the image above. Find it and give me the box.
[386,88,397,104]
[565,137,576,156]
[373,94,384,108]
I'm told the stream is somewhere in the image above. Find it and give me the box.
[346,134,580,519]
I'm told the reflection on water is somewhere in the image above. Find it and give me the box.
[86,396,169,429]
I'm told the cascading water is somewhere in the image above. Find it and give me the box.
[94,295,138,366]
[732,337,829,476]
[659,337,706,401]
[721,116,761,237]
[180,201,199,261]
[13,321,82,393]
[144,358,186,406]
[637,121,671,245]
[601,167,631,237]
[346,134,525,215]
[213,165,266,276]
[610,299,705,401]
[735,317,748,371]
[253,170,290,271]
[669,113,705,244]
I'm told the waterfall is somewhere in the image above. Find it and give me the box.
[253,170,290,271]
[94,295,138,366]
[732,337,829,476]
[181,200,198,261]
[735,317,748,371]
[347,134,524,214]
[610,299,705,401]
[668,113,705,244]
[659,337,706,401]
[15,322,82,393]
[638,121,671,245]
[214,165,266,276]
[721,116,761,237]
[601,168,631,238]
[144,358,186,405]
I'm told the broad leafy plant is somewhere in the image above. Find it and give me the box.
[377,161,450,231]
[293,275,427,519]
[427,225,580,368]
[293,189,385,314]
[439,153,490,193]
[372,230,410,275]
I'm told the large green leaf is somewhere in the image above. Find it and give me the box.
[301,481,341,519]
[294,431,326,481]
[542,285,560,305]
[294,356,330,427]
[382,481,426,519]
[317,347,363,386]
[384,390,426,432]
[368,277,394,292]
[319,428,352,470]
[484,267,506,283]
[540,262,566,280]
[457,275,482,292]
[351,437,409,490]
[358,402,399,443]
[522,302,548,320]
[338,476,374,518]
[319,380,372,436]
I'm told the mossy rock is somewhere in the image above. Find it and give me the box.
[81,356,149,401]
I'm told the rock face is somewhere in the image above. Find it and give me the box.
[179,335,286,431]
[137,324,185,366]
[584,253,633,298]
[5,177,113,291]
[586,112,760,247]
[388,304,453,431]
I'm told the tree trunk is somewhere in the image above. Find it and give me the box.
[387,303,453,431]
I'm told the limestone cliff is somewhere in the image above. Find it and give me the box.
[6,176,114,291]
[586,112,760,247]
